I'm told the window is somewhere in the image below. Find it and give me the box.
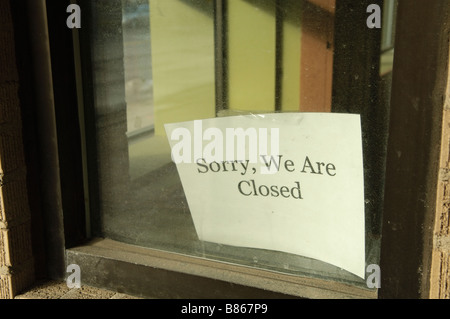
[64,0,401,298]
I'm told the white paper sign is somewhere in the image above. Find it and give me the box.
[165,113,365,278]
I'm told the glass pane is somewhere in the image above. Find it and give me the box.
[83,0,396,289]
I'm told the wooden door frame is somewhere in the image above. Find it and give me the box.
[380,0,450,299]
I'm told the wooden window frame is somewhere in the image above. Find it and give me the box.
[32,0,450,299]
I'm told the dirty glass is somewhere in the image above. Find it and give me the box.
[82,0,397,288]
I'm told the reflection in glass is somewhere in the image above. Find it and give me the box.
[88,0,397,287]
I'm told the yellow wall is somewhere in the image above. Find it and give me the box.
[227,0,276,112]
[280,0,301,112]
[150,0,216,135]
[150,0,302,125]
[226,0,301,113]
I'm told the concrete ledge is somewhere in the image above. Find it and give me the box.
[66,238,377,299]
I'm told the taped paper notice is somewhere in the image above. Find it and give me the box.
[165,113,365,278]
